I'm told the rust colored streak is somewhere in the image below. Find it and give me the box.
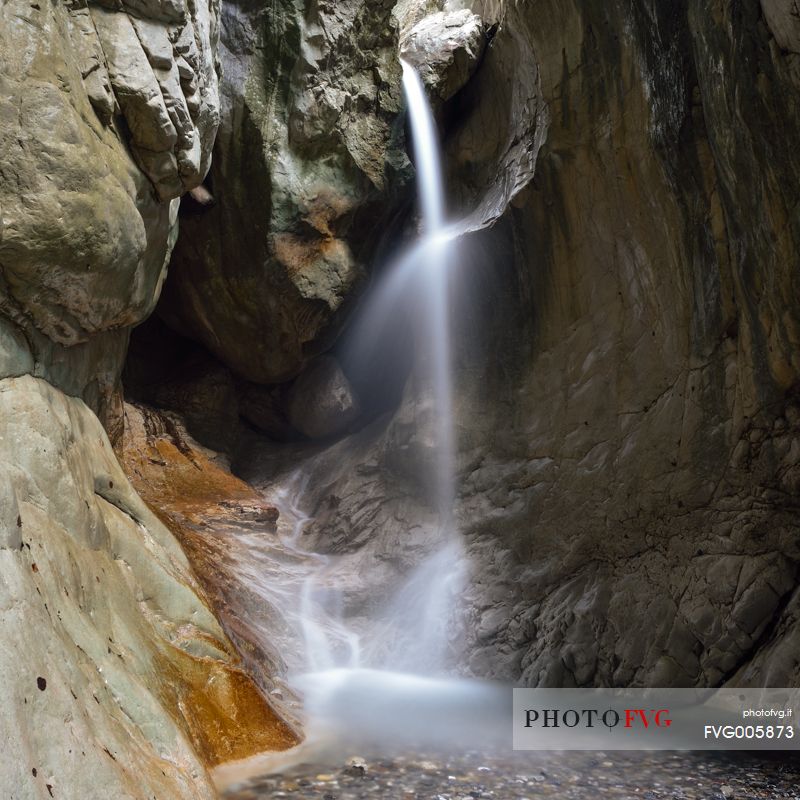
[155,645,297,766]
[117,404,299,765]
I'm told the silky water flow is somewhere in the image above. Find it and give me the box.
[216,64,509,784]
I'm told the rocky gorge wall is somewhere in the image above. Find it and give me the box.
[3,0,800,796]
[302,0,800,688]
[449,0,800,687]
[404,0,800,687]
[0,1,296,797]
[170,0,800,692]
[0,0,221,435]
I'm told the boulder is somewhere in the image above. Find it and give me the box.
[287,355,361,439]
[0,376,294,799]
[159,0,413,385]
[400,10,486,101]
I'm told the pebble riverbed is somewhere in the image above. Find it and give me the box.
[224,751,800,800]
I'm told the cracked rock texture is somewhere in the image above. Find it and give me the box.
[159,0,414,385]
[0,0,219,433]
[262,0,800,688]
[0,376,292,799]
[84,0,220,201]
[0,2,296,797]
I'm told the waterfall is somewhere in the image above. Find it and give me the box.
[400,59,455,531]
[284,60,467,680]
[401,61,446,233]
[224,63,508,769]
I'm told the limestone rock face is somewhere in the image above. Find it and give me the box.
[1,1,170,349]
[0,0,219,427]
[86,0,220,201]
[0,3,285,792]
[0,376,291,799]
[160,0,413,385]
[400,10,486,101]
[468,0,800,687]
[119,402,303,731]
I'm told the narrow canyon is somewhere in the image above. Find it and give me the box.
[1,1,799,798]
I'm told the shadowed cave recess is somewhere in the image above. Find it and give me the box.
[2,0,800,798]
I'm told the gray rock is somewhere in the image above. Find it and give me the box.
[0,376,238,798]
[92,8,179,147]
[0,318,34,379]
[95,0,187,25]
[160,0,412,384]
[287,356,361,440]
[400,10,486,101]
[0,0,219,430]
[90,1,220,200]
[343,756,368,777]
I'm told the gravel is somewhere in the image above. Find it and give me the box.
[225,750,800,800]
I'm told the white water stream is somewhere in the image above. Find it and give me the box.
[215,64,508,785]
[288,62,466,679]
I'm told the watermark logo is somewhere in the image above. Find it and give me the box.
[524,708,672,729]
[513,689,799,750]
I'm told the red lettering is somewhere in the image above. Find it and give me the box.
[624,709,651,728]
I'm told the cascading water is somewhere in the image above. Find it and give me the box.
[401,59,456,532]
[286,60,467,684]
[216,64,508,782]
[346,62,468,676]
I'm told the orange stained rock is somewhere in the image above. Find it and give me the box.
[272,230,352,282]
[120,423,265,523]
[118,403,299,765]
[155,643,297,766]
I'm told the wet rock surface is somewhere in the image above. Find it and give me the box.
[0,376,257,798]
[225,751,800,800]
[160,0,413,385]
[119,401,305,735]
[455,0,800,688]
[287,356,362,440]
